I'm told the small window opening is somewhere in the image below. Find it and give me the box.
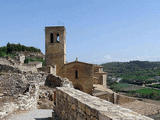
[56,33,60,43]
[75,87,80,90]
[50,33,54,43]
[75,70,78,79]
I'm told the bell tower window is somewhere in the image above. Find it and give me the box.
[57,33,60,43]
[50,33,54,43]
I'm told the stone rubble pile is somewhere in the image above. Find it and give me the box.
[38,86,55,109]
[0,72,47,119]
[45,74,73,88]
[0,82,39,119]
[16,83,39,111]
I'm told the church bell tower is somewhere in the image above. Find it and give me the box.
[45,26,66,74]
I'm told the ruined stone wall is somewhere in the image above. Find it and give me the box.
[0,64,21,73]
[94,91,114,103]
[38,65,56,75]
[0,58,38,73]
[94,90,137,105]
[93,65,107,87]
[94,73,107,87]
[0,83,39,119]
[115,94,137,105]
[55,87,153,120]
[61,61,94,94]
[15,51,44,59]
[17,64,38,72]
[0,58,13,66]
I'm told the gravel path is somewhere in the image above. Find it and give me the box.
[6,109,52,120]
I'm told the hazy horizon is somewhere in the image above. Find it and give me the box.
[1,0,160,64]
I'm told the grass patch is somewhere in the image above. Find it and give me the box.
[24,57,45,66]
[128,88,160,100]
[147,84,160,89]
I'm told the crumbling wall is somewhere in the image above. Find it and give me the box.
[0,57,38,73]
[0,72,47,119]
[0,83,39,119]
[0,58,13,66]
[94,91,115,103]
[0,64,21,73]
[55,87,153,120]
[94,90,137,105]
[17,64,37,72]
[116,94,137,105]
[16,83,39,110]
[38,65,56,75]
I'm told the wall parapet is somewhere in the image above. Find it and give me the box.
[55,87,153,120]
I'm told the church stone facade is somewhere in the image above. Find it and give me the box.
[45,26,107,94]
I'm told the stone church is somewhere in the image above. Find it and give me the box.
[45,26,107,94]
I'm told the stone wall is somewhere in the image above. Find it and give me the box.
[17,64,37,72]
[0,57,38,73]
[16,83,39,110]
[38,65,56,75]
[94,90,137,105]
[0,64,21,73]
[61,61,94,94]
[55,87,153,120]
[0,83,39,119]
[94,91,115,103]
[0,72,47,119]
[93,65,107,87]
[0,58,13,66]
[116,94,137,105]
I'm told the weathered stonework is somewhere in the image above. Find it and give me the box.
[0,57,38,73]
[45,26,107,94]
[93,65,107,88]
[45,26,66,75]
[45,74,73,88]
[0,72,48,119]
[0,83,39,119]
[61,61,94,94]
[55,87,153,120]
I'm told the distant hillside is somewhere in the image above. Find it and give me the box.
[101,61,160,85]
[0,43,42,57]
[0,43,44,65]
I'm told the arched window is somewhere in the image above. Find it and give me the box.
[57,33,60,43]
[50,33,54,43]
[75,70,78,79]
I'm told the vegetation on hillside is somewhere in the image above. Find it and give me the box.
[110,83,160,100]
[0,43,41,57]
[129,88,160,100]
[102,61,160,85]
[0,43,45,65]
[147,84,160,89]
[102,61,160,100]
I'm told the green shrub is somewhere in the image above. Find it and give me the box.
[0,43,41,58]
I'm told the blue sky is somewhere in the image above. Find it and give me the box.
[0,0,160,64]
